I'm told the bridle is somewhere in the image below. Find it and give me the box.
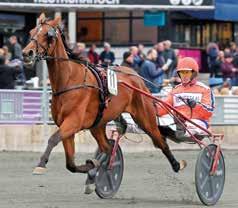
[29,21,58,61]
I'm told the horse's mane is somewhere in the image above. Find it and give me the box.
[58,27,84,60]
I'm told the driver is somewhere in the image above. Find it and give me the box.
[156,57,215,136]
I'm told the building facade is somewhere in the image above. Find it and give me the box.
[0,0,217,47]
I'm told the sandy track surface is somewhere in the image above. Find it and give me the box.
[0,150,237,208]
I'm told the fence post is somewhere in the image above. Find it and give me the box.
[42,60,49,143]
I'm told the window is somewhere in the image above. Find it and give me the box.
[76,11,158,45]
[132,19,157,44]
[104,19,129,44]
[77,19,102,43]
[77,12,103,43]
[174,22,233,48]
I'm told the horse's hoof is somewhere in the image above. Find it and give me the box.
[84,183,96,195]
[32,167,47,175]
[179,160,187,171]
[77,163,95,173]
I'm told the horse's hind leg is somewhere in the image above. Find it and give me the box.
[131,109,185,172]
[84,124,114,174]
[90,125,112,154]
[83,125,112,194]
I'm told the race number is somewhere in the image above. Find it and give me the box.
[107,68,118,96]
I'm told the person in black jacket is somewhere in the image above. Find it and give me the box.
[121,51,134,68]
[0,55,18,89]
[9,35,23,61]
[99,42,115,66]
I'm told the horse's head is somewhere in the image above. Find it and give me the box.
[22,13,61,68]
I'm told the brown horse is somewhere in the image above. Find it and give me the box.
[22,13,186,177]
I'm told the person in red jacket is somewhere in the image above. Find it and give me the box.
[157,57,215,137]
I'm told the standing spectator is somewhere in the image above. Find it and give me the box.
[206,42,219,78]
[0,49,4,57]
[73,42,88,60]
[230,42,237,57]
[212,50,224,78]
[99,42,115,66]
[163,40,176,79]
[138,44,146,62]
[139,49,167,93]
[232,47,238,77]
[121,51,134,68]
[130,46,143,72]
[155,42,165,68]
[8,59,26,85]
[169,49,182,87]
[221,52,237,86]
[9,35,23,60]
[88,44,99,64]
[0,55,19,89]
[2,45,10,64]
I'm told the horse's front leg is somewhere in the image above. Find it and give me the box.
[33,130,61,174]
[33,113,86,174]
[63,137,96,173]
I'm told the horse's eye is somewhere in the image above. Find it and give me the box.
[47,28,56,43]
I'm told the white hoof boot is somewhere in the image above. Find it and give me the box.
[84,183,96,195]
[179,160,187,171]
[32,167,47,175]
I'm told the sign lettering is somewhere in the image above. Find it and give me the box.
[34,0,120,4]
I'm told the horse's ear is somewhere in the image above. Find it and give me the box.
[52,15,61,26]
[38,13,46,24]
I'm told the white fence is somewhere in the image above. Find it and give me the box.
[0,89,238,125]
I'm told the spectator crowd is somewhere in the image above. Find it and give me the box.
[1,33,238,96]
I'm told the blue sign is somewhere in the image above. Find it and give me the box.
[144,11,166,27]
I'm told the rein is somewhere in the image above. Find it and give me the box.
[42,55,164,96]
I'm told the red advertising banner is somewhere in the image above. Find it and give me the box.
[179,48,202,68]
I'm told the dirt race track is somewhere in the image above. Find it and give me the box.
[0,150,237,208]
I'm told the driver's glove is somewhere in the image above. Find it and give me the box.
[187,98,196,108]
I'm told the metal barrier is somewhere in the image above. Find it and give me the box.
[0,89,238,125]
[212,95,238,125]
[0,89,50,124]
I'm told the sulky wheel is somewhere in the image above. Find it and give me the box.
[195,144,225,206]
[95,139,124,199]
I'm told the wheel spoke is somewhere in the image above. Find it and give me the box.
[106,170,115,191]
[112,160,121,167]
[209,177,215,198]
[201,158,211,171]
[200,175,209,190]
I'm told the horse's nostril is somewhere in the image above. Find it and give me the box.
[23,49,35,58]
[28,50,35,57]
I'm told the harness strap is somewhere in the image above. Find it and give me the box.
[49,58,108,128]
[88,65,108,128]
[52,84,101,97]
